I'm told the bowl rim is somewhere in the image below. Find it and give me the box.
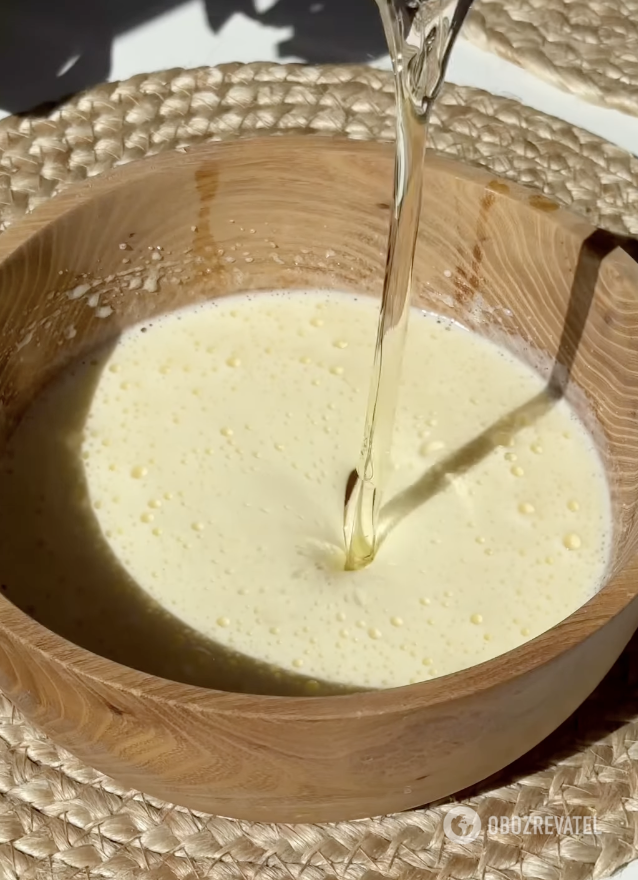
[1,134,637,721]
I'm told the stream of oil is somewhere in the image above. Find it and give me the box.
[344,0,475,570]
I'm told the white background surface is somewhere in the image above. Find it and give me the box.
[2,1,637,872]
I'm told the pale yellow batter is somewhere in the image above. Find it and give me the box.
[0,291,611,690]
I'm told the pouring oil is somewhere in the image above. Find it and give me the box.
[344,0,475,570]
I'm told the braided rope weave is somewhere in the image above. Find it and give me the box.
[466,0,638,117]
[1,63,638,880]
[2,64,638,235]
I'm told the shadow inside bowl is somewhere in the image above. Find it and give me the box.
[0,333,357,698]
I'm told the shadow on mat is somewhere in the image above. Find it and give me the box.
[0,0,387,117]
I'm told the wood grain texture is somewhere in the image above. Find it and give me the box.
[0,136,637,823]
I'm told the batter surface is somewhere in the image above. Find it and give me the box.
[0,290,611,689]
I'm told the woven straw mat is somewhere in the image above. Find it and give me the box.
[1,63,638,880]
[466,0,638,117]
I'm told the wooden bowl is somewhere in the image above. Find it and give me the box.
[0,136,637,824]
